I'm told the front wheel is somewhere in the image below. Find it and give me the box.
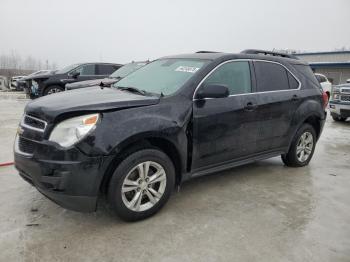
[282,124,316,167]
[107,149,175,221]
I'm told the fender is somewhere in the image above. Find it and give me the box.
[287,98,325,149]
[77,99,193,173]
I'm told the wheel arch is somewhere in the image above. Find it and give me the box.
[287,98,325,151]
[302,115,321,139]
[99,136,183,195]
[41,83,65,96]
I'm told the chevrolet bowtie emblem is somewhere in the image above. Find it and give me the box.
[17,126,24,135]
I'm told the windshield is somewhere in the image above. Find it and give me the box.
[114,58,208,96]
[110,62,147,79]
[56,63,81,74]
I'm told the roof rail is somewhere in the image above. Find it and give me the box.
[241,49,299,60]
[195,51,221,53]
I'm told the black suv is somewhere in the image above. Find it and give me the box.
[65,61,149,91]
[24,62,122,98]
[14,50,326,221]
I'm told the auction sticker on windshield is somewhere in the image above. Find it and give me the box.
[175,66,200,73]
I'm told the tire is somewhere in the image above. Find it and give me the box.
[43,85,64,96]
[332,115,346,122]
[281,123,316,167]
[107,149,175,221]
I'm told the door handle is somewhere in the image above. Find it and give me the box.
[291,94,300,102]
[244,102,257,111]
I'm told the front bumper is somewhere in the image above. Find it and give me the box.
[329,101,350,118]
[14,139,110,212]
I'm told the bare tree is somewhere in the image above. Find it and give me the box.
[0,50,58,71]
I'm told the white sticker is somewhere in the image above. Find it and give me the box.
[175,66,200,73]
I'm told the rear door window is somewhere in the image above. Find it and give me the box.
[320,75,327,83]
[203,61,252,95]
[254,61,289,92]
[98,64,118,75]
[315,74,322,83]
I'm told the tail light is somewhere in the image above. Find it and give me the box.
[322,91,328,109]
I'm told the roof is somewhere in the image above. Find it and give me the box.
[160,52,307,65]
[309,62,350,69]
[296,51,350,56]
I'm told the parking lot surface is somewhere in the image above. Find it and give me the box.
[0,98,349,262]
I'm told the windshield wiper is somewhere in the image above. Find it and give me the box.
[117,86,147,96]
[110,76,122,80]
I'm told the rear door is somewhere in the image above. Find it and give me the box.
[253,61,301,152]
[192,60,260,170]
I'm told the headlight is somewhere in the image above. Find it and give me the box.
[49,113,100,147]
[333,94,340,100]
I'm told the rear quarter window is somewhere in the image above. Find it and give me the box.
[98,64,118,75]
[294,64,320,89]
[287,72,299,89]
[254,61,289,92]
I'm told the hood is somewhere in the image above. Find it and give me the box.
[66,78,118,90]
[25,86,160,122]
[24,72,56,81]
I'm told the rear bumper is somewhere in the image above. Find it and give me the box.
[14,151,108,212]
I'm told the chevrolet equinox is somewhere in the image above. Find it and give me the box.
[14,50,327,221]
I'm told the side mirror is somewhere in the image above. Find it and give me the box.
[70,71,80,78]
[196,83,229,99]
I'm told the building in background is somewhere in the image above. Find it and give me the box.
[295,51,350,85]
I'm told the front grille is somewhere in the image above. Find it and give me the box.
[341,88,350,94]
[340,109,350,118]
[18,137,36,154]
[22,115,47,132]
[340,95,350,102]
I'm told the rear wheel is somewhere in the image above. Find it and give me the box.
[107,149,175,221]
[282,124,316,167]
[43,85,64,96]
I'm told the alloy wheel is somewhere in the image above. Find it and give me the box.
[121,161,167,212]
[296,131,314,162]
[47,88,62,95]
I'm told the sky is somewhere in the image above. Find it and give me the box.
[1,0,349,68]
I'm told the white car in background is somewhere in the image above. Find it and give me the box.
[315,73,332,98]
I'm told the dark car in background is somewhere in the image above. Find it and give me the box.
[17,70,53,91]
[66,61,149,91]
[25,62,122,98]
[14,50,326,221]
[10,76,26,90]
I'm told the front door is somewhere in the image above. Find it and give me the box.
[191,60,259,171]
[68,64,100,84]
